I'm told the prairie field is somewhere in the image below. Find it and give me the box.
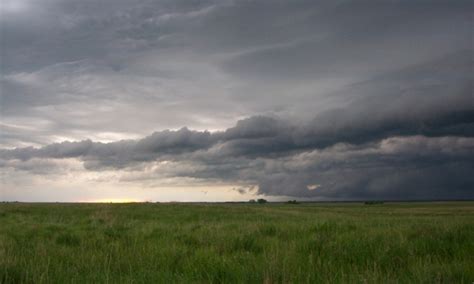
[0,202,473,283]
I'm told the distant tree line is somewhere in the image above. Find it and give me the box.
[249,199,267,204]
[248,199,301,204]
[364,201,384,205]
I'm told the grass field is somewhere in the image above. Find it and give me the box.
[0,202,473,283]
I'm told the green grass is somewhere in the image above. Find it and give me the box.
[0,202,473,283]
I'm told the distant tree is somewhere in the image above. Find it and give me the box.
[249,199,256,203]
[257,198,267,204]
[287,200,299,204]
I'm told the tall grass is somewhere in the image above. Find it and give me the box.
[0,202,473,283]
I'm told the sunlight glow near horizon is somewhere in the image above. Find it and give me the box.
[0,180,270,203]
[79,198,144,203]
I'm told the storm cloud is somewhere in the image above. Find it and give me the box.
[2,103,474,200]
[1,0,473,201]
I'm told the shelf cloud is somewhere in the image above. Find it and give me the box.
[1,0,472,201]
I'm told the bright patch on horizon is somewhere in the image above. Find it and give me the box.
[81,198,143,203]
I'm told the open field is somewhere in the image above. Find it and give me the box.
[1,202,473,283]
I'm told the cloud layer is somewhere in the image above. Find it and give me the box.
[1,0,473,200]
[3,96,474,200]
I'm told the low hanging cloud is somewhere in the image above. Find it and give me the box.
[2,96,474,200]
[2,50,473,200]
[3,104,473,166]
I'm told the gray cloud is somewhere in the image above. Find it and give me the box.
[2,106,474,200]
[1,0,472,200]
[256,135,474,199]
[2,0,472,145]
[4,99,473,164]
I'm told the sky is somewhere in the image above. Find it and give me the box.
[1,0,473,202]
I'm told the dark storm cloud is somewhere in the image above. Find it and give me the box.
[4,98,473,164]
[2,98,474,200]
[255,135,474,200]
[0,0,221,73]
[1,0,473,200]
[2,48,473,195]
[220,0,471,80]
[2,1,470,130]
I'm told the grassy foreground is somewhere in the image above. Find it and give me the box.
[0,202,473,283]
